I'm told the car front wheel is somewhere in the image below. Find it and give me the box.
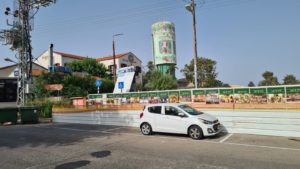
[188,125,203,140]
[141,123,152,135]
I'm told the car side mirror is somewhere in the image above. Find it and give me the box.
[178,112,186,118]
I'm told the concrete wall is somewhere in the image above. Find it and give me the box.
[53,110,300,137]
[206,110,300,137]
[53,110,141,127]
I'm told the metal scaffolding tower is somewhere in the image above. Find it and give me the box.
[1,0,57,106]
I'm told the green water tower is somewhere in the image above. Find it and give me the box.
[152,21,177,78]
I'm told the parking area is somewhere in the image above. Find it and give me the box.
[0,123,300,169]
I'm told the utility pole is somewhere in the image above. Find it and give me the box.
[186,0,199,88]
[112,33,124,83]
[1,0,57,106]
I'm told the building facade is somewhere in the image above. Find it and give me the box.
[35,51,86,68]
[34,50,142,84]
[0,62,47,78]
[96,52,142,84]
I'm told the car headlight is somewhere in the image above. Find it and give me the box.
[198,118,213,125]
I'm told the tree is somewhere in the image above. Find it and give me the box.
[144,71,177,91]
[147,61,155,72]
[248,81,255,87]
[166,64,177,79]
[258,71,279,86]
[283,74,299,85]
[142,61,178,91]
[67,58,108,78]
[181,57,225,87]
[33,72,114,98]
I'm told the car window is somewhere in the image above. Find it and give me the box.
[178,105,203,115]
[148,106,161,114]
[165,106,181,116]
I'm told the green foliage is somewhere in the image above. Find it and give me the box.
[142,60,178,91]
[26,99,52,118]
[38,101,53,118]
[32,72,64,98]
[62,74,96,98]
[67,58,108,78]
[144,70,177,91]
[147,61,155,71]
[248,81,255,87]
[98,79,115,93]
[33,72,114,98]
[283,74,299,85]
[258,71,279,86]
[181,57,224,87]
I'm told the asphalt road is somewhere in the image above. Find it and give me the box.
[0,123,299,169]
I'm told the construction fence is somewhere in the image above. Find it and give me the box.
[87,85,300,109]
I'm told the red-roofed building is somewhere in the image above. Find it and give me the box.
[35,50,88,69]
[96,52,141,72]
[34,48,143,84]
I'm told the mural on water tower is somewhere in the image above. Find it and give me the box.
[152,21,177,78]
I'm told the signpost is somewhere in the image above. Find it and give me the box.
[95,80,102,94]
[118,82,124,93]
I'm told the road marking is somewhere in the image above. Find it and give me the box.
[223,142,300,151]
[36,125,300,152]
[37,126,104,133]
[219,133,233,143]
[102,127,127,132]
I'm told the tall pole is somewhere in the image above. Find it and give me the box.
[112,37,116,83]
[18,0,31,106]
[112,33,124,83]
[2,0,56,106]
[192,0,198,88]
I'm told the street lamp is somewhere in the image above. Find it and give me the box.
[4,57,17,64]
[112,33,124,83]
[185,0,199,88]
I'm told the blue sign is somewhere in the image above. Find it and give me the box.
[118,82,124,89]
[95,80,102,87]
[13,70,19,77]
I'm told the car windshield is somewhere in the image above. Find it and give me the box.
[178,105,203,116]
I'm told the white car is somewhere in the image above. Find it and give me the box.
[139,103,222,139]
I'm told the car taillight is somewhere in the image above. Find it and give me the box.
[140,112,144,119]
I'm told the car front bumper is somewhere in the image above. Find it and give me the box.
[203,123,223,136]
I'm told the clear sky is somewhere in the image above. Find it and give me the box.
[1,0,300,86]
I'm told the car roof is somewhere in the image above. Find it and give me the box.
[145,103,186,107]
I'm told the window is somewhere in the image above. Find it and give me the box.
[121,63,127,68]
[165,106,180,116]
[148,106,161,114]
[178,105,203,115]
[108,65,114,74]
[135,66,141,73]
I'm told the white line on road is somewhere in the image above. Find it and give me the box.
[102,127,127,132]
[37,125,300,152]
[36,126,104,133]
[223,142,300,151]
[219,133,233,143]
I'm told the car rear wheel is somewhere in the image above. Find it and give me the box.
[141,123,152,135]
[188,125,203,140]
